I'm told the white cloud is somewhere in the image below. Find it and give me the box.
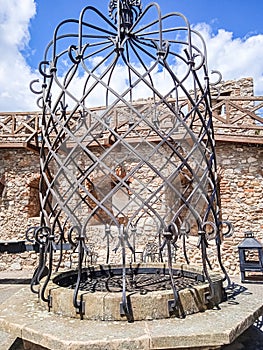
[0,5,263,112]
[194,23,263,95]
[0,0,38,111]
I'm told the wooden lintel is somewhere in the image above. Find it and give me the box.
[215,135,263,144]
[215,96,263,101]
[0,143,26,148]
[1,133,263,150]
[0,142,40,152]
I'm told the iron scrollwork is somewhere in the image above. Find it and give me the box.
[30,0,232,321]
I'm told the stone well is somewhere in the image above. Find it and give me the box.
[41,263,225,321]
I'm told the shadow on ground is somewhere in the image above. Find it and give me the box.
[9,338,49,350]
[222,316,263,350]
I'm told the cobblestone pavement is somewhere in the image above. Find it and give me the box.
[0,270,262,350]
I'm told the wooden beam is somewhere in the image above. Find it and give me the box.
[215,135,263,144]
[0,143,26,148]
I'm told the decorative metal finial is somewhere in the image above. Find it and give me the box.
[109,0,142,27]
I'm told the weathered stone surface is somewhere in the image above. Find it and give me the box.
[0,329,19,349]
[0,278,262,350]
[41,264,224,322]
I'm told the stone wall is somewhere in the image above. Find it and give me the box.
[0,77,262,277]
[0,149,40,271]
[172,142,263,276]
[0,139,262,277]
[217,142,263,275]
[215,77,254,97]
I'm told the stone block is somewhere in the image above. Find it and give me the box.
[83,292,107,320]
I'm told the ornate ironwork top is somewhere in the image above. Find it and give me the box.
[109,0,142,27]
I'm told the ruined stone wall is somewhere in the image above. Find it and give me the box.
[0,149,40,271]
[0,77,262,276]
[173,142,263,276]
[217,142,263,275]
[0,141,262,276]
[216,77,254,97]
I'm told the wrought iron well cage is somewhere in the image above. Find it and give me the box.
[30,0,232,320]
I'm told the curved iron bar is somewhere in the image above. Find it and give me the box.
[119,225,133,322]
[103,224,113,264]
[216,221,234,287]
[161,223,181,315]
[187,75,229,282]
[25,226,43,294]
[39,231,56,306]
[68,226,89,317]
[30,226,51,295]
[178,220,191,264]
[198,221,223,303]
[29,79,43,95]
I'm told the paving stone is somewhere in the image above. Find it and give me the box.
[0,281,261,349]
[0,329,19,350]
[0,273,262,350]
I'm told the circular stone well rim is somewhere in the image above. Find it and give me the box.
[42,263,225,321]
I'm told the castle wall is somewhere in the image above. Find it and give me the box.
[217,142,263,274]
[0,77,262,276]
[0,143,262,276]
[0,149,40,271]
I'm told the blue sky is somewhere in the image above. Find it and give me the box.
[0,0,263,111]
